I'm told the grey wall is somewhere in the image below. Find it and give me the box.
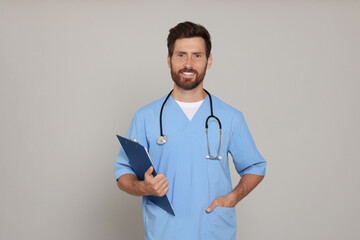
[1,0,359,239]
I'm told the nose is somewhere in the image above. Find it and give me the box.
[184,57,194,69]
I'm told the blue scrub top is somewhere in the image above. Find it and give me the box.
[115,94,267,240]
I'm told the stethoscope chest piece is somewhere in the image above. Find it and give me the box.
[157,135,167,145]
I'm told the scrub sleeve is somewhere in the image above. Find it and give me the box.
[114,112,148,181]
[228,111,267,176]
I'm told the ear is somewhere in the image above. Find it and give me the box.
[167,55,171,68]
[206,53,213,69]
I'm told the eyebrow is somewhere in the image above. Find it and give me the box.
[174,51,205,55]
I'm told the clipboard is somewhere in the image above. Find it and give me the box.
[116,135,175,216]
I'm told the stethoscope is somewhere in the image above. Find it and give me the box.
[157,89,222,160]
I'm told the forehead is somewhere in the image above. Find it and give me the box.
[173,37,206,53]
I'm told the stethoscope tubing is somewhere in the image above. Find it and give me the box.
[158,89,222,160]
[203,89,222,130]
[159,90,173,137]
[160,89,221,138]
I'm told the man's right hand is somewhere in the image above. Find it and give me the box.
[142,166,169,197]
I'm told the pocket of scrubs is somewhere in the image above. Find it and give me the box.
[208,206,237,239]
[144,199,175,239]
[144,199,169,222]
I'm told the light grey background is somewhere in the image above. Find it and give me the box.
[1,0,359,239]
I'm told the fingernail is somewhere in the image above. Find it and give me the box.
[206,208,210,212]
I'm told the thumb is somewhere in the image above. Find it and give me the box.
[145,166,154,177]
[206,201,217,213]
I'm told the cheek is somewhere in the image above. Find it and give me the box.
[198,58,208,65]
[171,62,184,72]
[196,62,208,71]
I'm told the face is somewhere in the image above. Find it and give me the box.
[168,37,212,90]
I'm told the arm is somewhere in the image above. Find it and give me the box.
[117,174,147,196]
[206,111,267,212]
[116,166,169,197]
[115,111,168,196]
[206,174,264,212]
[231,174,264,203]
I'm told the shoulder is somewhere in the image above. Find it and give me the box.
[210,94,246,133]
[132,94,167,120]
[211,94,244,118]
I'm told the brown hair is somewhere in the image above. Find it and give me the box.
[167,21,212,58]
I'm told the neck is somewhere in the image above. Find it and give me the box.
[172,84,206,102]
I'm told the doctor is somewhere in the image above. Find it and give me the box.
[115,21,267,240]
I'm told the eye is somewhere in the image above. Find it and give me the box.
[177,53,184,58]
[194,54,202,59]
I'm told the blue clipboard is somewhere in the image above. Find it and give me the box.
[116,135,175,216]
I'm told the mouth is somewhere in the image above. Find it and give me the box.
[180,71,196,78]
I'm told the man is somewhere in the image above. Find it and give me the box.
[115,21,267,240]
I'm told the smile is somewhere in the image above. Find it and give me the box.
[181,72,195,76]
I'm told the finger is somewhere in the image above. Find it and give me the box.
[153,178,168,192]
[159,187,169,197]
[153,176,166,184]
[154,173,165,181]
[157,179,169,190]
[155,176,167,185]
[206,201,218,213]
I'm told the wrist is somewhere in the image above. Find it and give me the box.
[229,191,241,204]
[137,180,149,196]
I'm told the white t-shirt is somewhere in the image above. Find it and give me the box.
[175,99,204,121]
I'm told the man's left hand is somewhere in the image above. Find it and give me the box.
[206,192,238,213]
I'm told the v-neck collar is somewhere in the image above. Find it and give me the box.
[168,94,210,123]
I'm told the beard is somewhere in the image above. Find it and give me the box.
[170,64,207,90]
